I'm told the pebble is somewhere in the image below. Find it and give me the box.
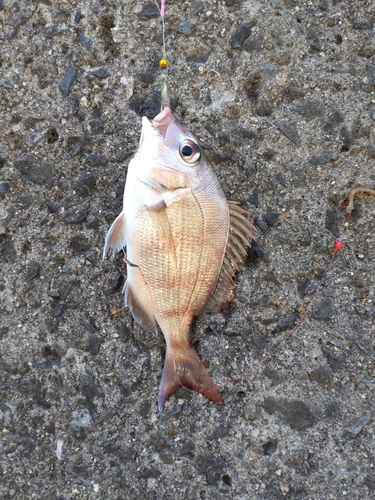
[64,209,89,224]
[344,412,372,438]
[242,36,261,52]
[231,22,256,49]
[310,151,338,165]
[78,32,93,52]
[137,72,155,84]
[86,153,108,166]
[309,366,333,390]
[271,313,298,334]
[277,121,300,146]
[366,64,375,85]
[27,262,40,280]
[70,409,93,430]
[81,313,98,333]
[177,21,193,36]
[137,3,160,20]
[59,68,77,97]
[137,468,161,479]
[90,67,111,79]
[263,396,319,430]
[196,453,224,475]
[295,100,323,120]
[311,298,335,320]
[26,129,48,146]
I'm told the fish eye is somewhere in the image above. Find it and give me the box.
[179,139,201,164]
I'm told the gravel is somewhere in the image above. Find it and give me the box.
[1,1,375,499]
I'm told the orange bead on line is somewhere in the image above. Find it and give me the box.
[335,241,343,250]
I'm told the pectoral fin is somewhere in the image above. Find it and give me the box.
[103,211,127,258]
[147,201,176,258]
[124,280,157,332]
[203,201,256,313]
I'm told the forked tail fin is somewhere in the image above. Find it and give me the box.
[158,346,223,411]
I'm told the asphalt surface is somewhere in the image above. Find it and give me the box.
[1,0,375,498]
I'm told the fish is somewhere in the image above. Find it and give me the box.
[103,98,255,410]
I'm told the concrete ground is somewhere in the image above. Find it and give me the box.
[1,0,375,498]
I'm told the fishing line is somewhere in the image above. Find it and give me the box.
[157,0,170,109]
[221,187,375,391]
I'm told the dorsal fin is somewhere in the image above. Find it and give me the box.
[124,280,157,332]
[203,201,255,313]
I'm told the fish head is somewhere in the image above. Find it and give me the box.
[136,107,204,191]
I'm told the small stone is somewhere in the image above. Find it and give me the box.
[80,372,99,401]
[45,26,60,38]
[231,22,256,49]
[137,72,155,84]
[366,64,375,85]
[208,426,229,440]
[344,412,372,438]
[325,401,340,418]
[254,217,268,231]
[176,21,193,36]
[70,409,93,430]
[64,209,89,224]
[288,85,304,100]
[137,468,161,479]
[0,182,10,193]
[89,67,111,79]
[138,399,151,418]
[271,313,298,334]
[263,397,319,430]
[80,96,90,108]
[86,153,108,166]
[242,36,261,52]
[310,151,337,165]
[325,210,340,238]
[352,20,374,30]
[276,172,287,186]
[104,275,124,296]
[277,121,300,145]
[196,453,224,474]
[75,12,84,23]
[27,262,40,279]
[264,209,279,226]
[14,157,53,187]
[295,100,323,120]
[137,3,159,20]
[340,126,354,151]
[180,440,195,456]
[78,32,93,51]
[312,298,335,320]
[147,435,166,447]
[59,68,77,97]
[309,366,333,390]
[81,313,98,333]
[248,187,259,206]
[26,129,48,146]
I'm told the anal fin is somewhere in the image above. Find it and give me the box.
[103,211,126,257]
[124,280,156,332]
[203,200,256,313]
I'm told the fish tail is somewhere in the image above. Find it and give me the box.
[158,346,223,411]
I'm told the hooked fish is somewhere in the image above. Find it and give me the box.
[103,99,255,410]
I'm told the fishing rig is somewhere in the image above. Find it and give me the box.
[155,1,375,390]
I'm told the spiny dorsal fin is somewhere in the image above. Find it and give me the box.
[203,201,255,313]
[124,280,157,332]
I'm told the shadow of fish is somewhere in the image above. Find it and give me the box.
[104,100,255,410]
